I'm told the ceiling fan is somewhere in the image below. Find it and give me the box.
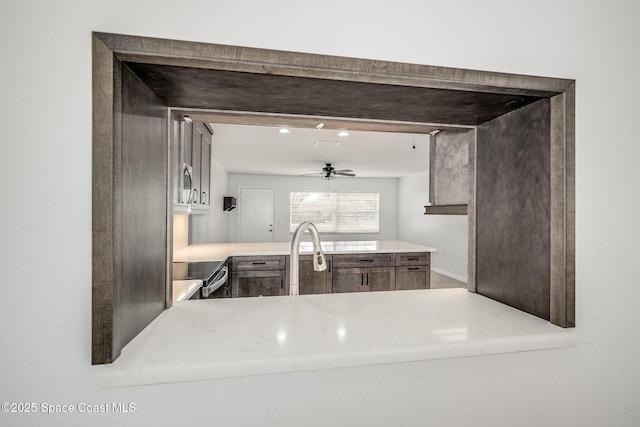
[304,163,356,179]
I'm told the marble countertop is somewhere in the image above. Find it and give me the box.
[173,240,437,263]
[100,289,577,387]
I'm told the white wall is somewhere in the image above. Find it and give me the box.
[398,171,468,281]
[2,1,640,426]
[227,174,398,242]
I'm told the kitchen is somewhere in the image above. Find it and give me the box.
[93,33,575,379]
[172,121,468,302]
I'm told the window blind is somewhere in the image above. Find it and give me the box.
[290,192,379,233]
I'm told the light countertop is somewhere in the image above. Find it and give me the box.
[172,279,202,302]
[173,240,437,263]
[100,288,577,387]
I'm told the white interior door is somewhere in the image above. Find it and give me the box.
[239,188,274,243]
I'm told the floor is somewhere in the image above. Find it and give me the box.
[431,271,467,289]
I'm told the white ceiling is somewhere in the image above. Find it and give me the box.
[208,123,431,178]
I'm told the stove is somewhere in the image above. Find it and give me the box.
[173,261,228,298]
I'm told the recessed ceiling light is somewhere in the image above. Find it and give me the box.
[338,131,350,137]
[279,128,290,134]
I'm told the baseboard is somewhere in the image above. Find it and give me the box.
[431,267,467,283]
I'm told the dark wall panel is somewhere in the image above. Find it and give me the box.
[476,99,551,320]
[115,65,168,357]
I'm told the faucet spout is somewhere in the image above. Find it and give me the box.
[290,222,327,296]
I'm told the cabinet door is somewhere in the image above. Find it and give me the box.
[297,255,331,295]
[365,267,395,292]
[200,137,211,205]
[395,266,430,290]
[232,270,285,298]
[191,125,203,204]
[333,267,395,293]
[183,122,193,168]
[332,268,365,293]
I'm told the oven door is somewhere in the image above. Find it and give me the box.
[202,266,229,298]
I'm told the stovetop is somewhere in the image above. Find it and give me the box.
[173,261,223,281]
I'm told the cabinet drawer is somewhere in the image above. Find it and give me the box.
[332,253,395,268]
[396,252,430,266]
[231,256,285,271]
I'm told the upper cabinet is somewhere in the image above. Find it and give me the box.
[425,129,474,215]
[174,119,212,213]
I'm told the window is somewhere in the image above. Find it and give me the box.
[290,192,379,233]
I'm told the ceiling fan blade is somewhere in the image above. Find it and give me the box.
[333,169,353,173]
[299,172,324,176]
[334,171,356,177]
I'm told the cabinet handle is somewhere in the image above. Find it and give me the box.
[328,259,331,273]
[202,191,206,204]
[360,273,364,286]
[356,259,374,263]
[408,267,420,271]
[281,279,283,290]
[407,257,419,261]
[366,272,369,286]
[252,262,266,265]
[192,188,198,203]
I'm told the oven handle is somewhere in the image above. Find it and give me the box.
[202,266,228,298]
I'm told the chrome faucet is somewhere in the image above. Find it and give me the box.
[290,222,327,296]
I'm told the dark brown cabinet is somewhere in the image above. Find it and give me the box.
[287,255,332,295]
[191,124,202,204]
[200,137,211,205]
[332,266,395,293]
[395,252,430,290]
[177,121,212,209]
[228,252,430,297]
[189,123,212,206]
[230,256,286,298]
[233,270,285,297]
[332,253,396,294]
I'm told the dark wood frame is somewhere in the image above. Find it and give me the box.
[92,32,575,364]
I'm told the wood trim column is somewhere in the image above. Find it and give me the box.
[550,85,576,327]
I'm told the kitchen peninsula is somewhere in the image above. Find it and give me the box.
[174,240,436,297]
[101,247,577,387]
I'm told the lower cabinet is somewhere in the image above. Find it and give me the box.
[395,252,430,290]
[229,252,430,297]
[230,256,286,298]
[395,266,430,290]
[288,255,332,295]
[332,253,396,294]
[332,267,395,293]
[232,270,286,297]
